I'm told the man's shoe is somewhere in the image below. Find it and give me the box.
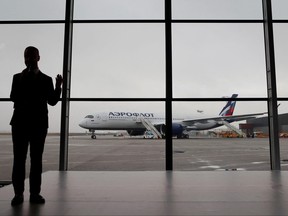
[29,194,45,204]
[11,194,24,206]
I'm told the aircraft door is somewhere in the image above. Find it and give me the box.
[101,112,108,121]
[93,114,101,124]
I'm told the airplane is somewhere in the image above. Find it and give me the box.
[79,94,267,139]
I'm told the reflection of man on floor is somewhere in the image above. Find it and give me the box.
[10,46,63,206]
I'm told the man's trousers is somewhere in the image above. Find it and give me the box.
[12,127,47,195]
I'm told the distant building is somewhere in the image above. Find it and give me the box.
[239,113,288,136]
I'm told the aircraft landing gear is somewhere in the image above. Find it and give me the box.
[177,133,189,139]
[89,129,96,139]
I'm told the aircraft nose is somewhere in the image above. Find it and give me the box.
[79,119,87,128]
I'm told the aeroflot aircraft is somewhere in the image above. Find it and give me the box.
[79,94,266,139]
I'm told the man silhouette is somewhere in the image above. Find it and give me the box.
[10,46,63,206]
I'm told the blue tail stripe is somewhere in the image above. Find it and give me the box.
[219,94,238,116]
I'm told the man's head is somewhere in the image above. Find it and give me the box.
[24,46,40,69]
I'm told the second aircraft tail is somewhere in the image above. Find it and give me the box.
[219,94,238,117]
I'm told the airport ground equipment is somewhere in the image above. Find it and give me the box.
[220,120,246,137]
[140,118,162,139]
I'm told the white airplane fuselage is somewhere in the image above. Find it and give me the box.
[78,94,266,138]
[79,111,220,131]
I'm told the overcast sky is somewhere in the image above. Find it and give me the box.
[0,0,288,132]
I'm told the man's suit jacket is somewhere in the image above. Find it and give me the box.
[10,69,61,129]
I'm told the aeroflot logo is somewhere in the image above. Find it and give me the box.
[109,112,154,117]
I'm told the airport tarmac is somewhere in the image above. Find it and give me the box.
[1,134,288,182]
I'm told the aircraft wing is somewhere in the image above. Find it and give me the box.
[182,112,267,124]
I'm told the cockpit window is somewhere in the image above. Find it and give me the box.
[85,115,94,119]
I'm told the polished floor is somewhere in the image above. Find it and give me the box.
[1,171,288,216]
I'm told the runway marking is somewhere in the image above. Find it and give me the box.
[200,165,221,169]
[251,162,266,164]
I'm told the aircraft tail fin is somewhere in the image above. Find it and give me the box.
[219,94,238,117]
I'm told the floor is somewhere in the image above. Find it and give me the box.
[0,171,288,216]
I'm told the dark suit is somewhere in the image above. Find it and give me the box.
[10,69,61,195]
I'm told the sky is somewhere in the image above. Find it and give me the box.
[0,0,288,133]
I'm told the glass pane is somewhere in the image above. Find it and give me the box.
[173,101,271,171]
[0,131,13,182]
[272,0,288,19]
[69,102,165,171]
[43,100,61,172]
[0,103,13,181]
[173,0,263,20]
[0,0,65,21]
[0,135,62,182]
[0,103,13,133]
[274,24,288,97]
[44,99,61,171]
[0,24,64,98]
[71,24,165,98]
[0,104,61,181]
[74,0,164,20]
[0,102,61,181]
[279,101,288,170]
[173,23,267,98]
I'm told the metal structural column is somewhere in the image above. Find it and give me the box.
[165,0,173,170]
[59,0,74,171]
[262,0,281,170]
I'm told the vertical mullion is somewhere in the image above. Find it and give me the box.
[262,0,281,170]
[59,0,74,171]
[165,0,173,170]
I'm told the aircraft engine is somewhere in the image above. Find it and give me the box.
[160,123,184,138]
